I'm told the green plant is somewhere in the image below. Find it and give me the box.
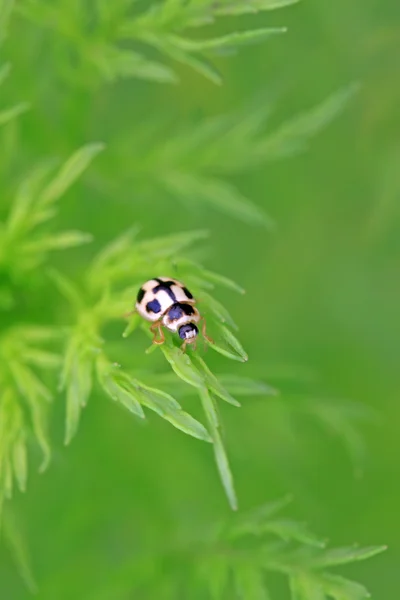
[0,1,387,598]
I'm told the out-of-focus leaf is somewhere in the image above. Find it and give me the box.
[0,102,29,126]
[235,565,270,600]
[167,27,285,53]
[217,375,278,396]
[215,0,300,16]
[255,85,359,162]
[21,230,93,253]
[164,173,275,228]
[310,545,387,568]
[200,388,237,510]
[11,432,27,493]
[290,573,325,600]
[317,573,371,600]
[92,45,178,84]
[3,511,38,594]
[38,142,105,209]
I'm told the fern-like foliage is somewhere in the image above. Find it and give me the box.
[17,0,298,85]
[87,497,386,600]
[0,143,103,511]
[92,86,357,227]
[53,227,255,510]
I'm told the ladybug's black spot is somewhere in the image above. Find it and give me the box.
[168,303,195,321]
[137,288,145,303]
[178,323,198,340]
[167,304,183,320]
[146,299,161,314]
[182,286,193,300]
[153,279,177,302]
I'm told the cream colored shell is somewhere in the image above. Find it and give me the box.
[135,277,195,323]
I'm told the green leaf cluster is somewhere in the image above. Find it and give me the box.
[17,0,299,86]
[87,497,386,600]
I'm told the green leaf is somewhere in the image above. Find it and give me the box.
[198,556,229,600]
[64,350,94,445]
[21,230,93,253]
[132,380,212,442]
[136,229,209,260]
[164,173,275,228]
[208,324,248,363]
[160,343,204,388]
[149,39,222,84]
[235,565,270,600]
[218,375,278,396]
[290,573,325,600]
[97,357,145,419]
[0,102,29,126]
[199,290,238,330]
[191,355,240,407]
[229,496,293,538]
[100,372,146,419]
[92,45,178,84]
[23,348,61,369]
[6,161,56,234]
[310,545,387,568]
[3,511,38,594]
[11,432,27,493]
[215,0,300,16]
[200,388,237,510]
[167,27,286,53]
[122,312,141,338]
[255,85,359,161]
[194,267,245,295]
[263,520,326,548]
[317,573,371,600]
[38,142,105,209]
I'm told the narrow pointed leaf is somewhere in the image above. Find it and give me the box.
[311,545,387,568]
[200,389,237,510]
[0,102,29,126]
[215,0,300,16]
[12,433,27,493]
[38,142,105,208]
[218,375,278,396]
[160,343,204,388]
[168,28,285,53]
[3,512,38,594]
[191,355,240,406]
[136,384,212,442]
[235,566,270,600]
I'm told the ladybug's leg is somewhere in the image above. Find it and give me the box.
[200,317,214,344]
[150,321,165,345]
[123,308,137,318]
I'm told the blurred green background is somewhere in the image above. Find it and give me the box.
[1,0,399,598]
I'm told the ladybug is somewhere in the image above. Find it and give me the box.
[135,277,212,350]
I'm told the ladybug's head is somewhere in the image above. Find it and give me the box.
[178,323,199,343]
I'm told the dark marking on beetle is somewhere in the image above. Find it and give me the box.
[182,286,193,300]
[153,279,177,302]
[178,323,198,340]
[167,304,183,320]
[146,299,161,314]
[167,303,195,321]
[137,288,145,303]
